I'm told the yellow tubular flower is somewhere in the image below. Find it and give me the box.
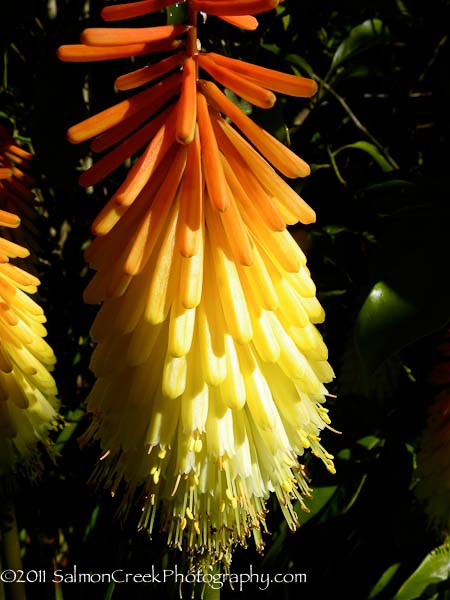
[60,0,335,569]
[0,132,59,479]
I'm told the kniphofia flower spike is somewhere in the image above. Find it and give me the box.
[0,128,59,480]
[59,0,336,569]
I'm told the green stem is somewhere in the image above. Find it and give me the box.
[1,504,26,600]
[327,146,347,186]
[0,538,6,600]
[203,564,221,600]
[319,78,400,170]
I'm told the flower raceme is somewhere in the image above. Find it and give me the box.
[416,331,450,533]
[0,125,42,259]
[0,129,59,479]
[59,0,336,568]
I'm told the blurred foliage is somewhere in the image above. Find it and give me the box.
[1,0,450,599]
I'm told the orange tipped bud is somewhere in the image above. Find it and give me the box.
[207,52,318,97]
[211,116,286,231]
[176,57,198,144]
[197,54,276,109]
[218,15,259,30]
[67,71,181,144]
[0,143,33,162]
[214,113,316,225]
[57,41,181,62]
[0,168,12,179]
[9,166,37,189]
[123,146,187,276]
[113,117,177,207]
[0,238,30,260]
[196,93,231,213]
[191,0,278,16]
[80,24,189,47]
[0,210,20,228]
[177,128,203,258]
[101,0,176,21]
[115,51,184,91]
[219,157,254,267]
[200,80,310,179]
[79,105,175,188]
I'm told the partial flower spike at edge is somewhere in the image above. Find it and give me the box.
[0,126,59,481]
[58,0,336,570]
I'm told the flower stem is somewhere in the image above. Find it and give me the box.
[1,503,26,600]
[187,3,198,56]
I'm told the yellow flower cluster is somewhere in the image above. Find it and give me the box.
[59,0,336,568]
[0,127,59,479]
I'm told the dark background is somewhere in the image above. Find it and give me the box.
[1,0,449,598]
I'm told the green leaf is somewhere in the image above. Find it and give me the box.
[83,505,100,542]
[166,2,188,24]
[224,88,252,115]
[54,408,84,449]
[355,202,450,374]
[103,581,116,600]
[357,435,382,451]
[393,544,450,600]
[260,43,281,57]
[299,486,338,525]
[369,563,402,599]
[330,19,387,73]
[355,280,443,375]
[335,141,394,173]
[285,53,314,77]
[343,475,368,513]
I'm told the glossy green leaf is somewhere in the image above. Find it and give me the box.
[285,53,315,77]
[393,544,450,600]
[299,485,338,525]
[369,563,402,599]
[343,474,367,513]
[330,19,387,73]
[335,141,394,173]
[166,2,188,24]
[262,486,337,569]
[357,435,383,450]
[354,201,450,373]
[54,408,84,449]
[355,279,448,375]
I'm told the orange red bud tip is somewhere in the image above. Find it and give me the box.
[177,130,203,258]
[218,15,259,30]
[0,168,12,179]
[176,57,198,145]
[200,80,310,179]
[207,53,318,97]
[197,93,231,213]
[0,210,21,228]
[80,25,189,47]
[114,51,184,91]
[113,116,177,207]
[101,0,177,22]
[191,0,278,16]
[57,41,182,62]
[66,71,181,145]
[197,54,276,109]
[0,143,34,161]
